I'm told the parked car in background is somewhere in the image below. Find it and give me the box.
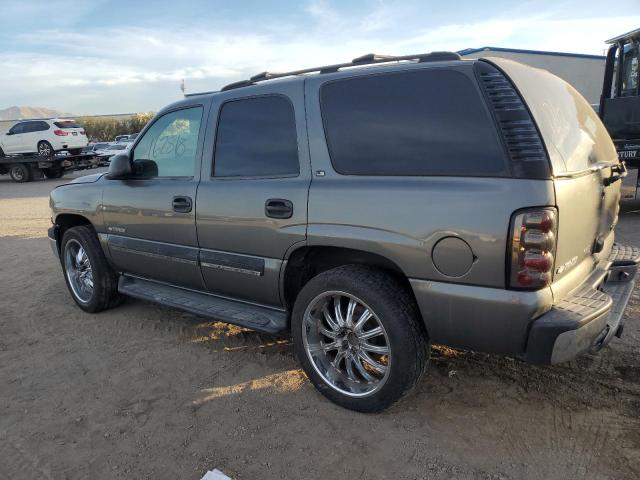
[0,119,88,156]
[88,142,113,154]
[96,142,129,165]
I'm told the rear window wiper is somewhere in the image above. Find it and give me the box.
[604,162,627,186]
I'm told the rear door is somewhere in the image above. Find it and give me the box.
[195,81,310,307]
[493,58,621,296]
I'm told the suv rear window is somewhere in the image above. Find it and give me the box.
[54,121,81,129]
[214,95,299,177]
[320,69,507,176]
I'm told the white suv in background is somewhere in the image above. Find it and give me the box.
[0,119,88,157]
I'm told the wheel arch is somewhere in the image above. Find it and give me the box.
[52,214,95,254]
[281,245,422,328]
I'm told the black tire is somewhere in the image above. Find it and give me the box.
[68,148,82,155]
[60,225,122,313]
[9,163,32,183]
[292,265,429,413]
[37,141,54,157]
[43,167,64,179]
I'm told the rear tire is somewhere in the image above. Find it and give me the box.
[44,167,64,179]
[68,148,82,155]
[292,265,429,413]
[9,163,31,183]
[60,225,122,313]
[37,141,54,157]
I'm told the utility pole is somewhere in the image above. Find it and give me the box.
[180,78,186,97]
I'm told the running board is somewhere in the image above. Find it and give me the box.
[118,276,288,334]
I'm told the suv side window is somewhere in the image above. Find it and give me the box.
[34,121,50,132]
[320,69,507,176]
[9,123,26,135]
[132,106,203,178]
[214,95,299,177]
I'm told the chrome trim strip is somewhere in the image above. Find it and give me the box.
[200,261,263,276]
[109,244,198,265]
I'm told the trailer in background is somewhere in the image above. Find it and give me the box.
[0,153,100,183]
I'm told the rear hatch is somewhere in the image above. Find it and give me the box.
[490,58,622,298]
[53,120,86,138]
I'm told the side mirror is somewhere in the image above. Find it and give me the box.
[107,153,132,179]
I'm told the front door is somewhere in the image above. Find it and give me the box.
[4,122,27,153]
[196,83,310,307]
[102,104,208,290]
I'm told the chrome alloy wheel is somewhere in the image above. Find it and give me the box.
[302,291,391,397]
[64,239,94,303]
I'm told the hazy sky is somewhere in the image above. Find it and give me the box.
[1,0,638,115]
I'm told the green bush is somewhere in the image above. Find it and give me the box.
[77,112,155,142]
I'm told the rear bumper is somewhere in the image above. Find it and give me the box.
[409,243,638,362]
[525,245,639,365]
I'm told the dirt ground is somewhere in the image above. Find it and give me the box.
[1,169,639,480]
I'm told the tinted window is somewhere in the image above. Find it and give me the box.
[32,121,50,132]
[133,106,202,178]
[10,123,26,134]
[54,121,81,129]
[22,122,37,133]
[214,96,299,177]
[320,69,507,176]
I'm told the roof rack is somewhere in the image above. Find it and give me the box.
[220,51,461,91]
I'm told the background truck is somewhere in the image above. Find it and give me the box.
[0,152,100,183]
[600,27,640,202]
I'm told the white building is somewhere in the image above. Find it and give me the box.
[459,47,606,105]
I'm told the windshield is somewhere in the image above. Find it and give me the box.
[107,144,126,150]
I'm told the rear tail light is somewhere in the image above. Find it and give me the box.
[508,207,557,289]
[54,129,68,136]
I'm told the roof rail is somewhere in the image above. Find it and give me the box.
[184,90,218,97]
[220,51,461,91]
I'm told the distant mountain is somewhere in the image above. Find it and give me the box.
[0,106,74,120]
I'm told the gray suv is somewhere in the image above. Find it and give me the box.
[49,52,638,412]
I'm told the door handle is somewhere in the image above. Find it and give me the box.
[172,196,192,213]
[265,199,293,219]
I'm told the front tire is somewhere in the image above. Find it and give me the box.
[9,163,31,182]
[60,225,122,313]
[292,265,429,412]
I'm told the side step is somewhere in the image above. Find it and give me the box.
[118,276,288,334]
[609,243,640,265]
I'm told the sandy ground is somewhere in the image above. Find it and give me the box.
[1,169,639,480]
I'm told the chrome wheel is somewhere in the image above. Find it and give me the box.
[38,142,52,156]
[302,291,391,397]
[64,239,94,304]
